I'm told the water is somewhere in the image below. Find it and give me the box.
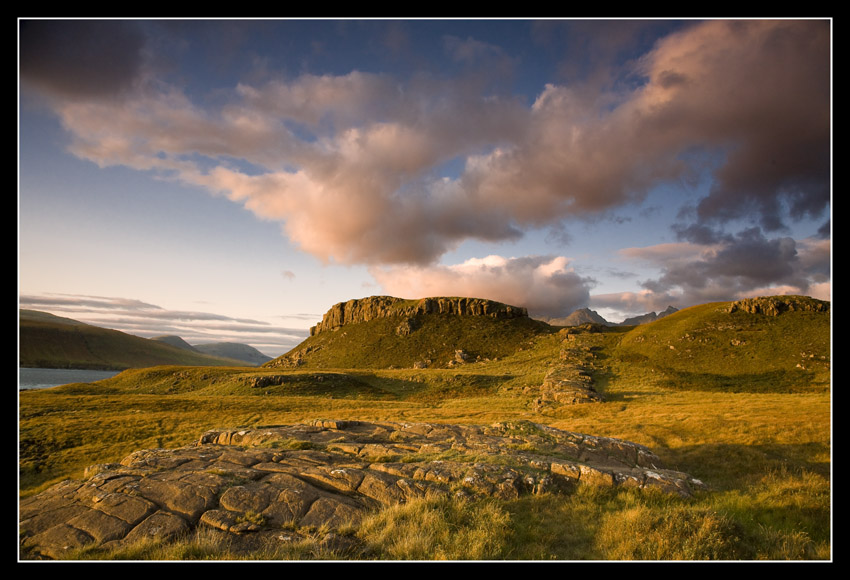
[19,368,121,390]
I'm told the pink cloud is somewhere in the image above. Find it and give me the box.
[371,255,593,318]
[30,20,830,272]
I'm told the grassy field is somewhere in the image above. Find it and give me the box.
[18,299,832,561]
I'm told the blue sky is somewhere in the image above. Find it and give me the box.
[18,19,831,357]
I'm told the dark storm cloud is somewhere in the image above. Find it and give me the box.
[630,227,828,305]
[19,20,146,100]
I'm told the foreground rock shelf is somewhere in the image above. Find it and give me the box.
[20,419,707,560]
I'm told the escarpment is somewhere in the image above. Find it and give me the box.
[309,296,528,336]
[728,295,829,316]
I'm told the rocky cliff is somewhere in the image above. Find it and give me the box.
[728,295,829,316]
[310,296,528,336]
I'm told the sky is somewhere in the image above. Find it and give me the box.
[18,19,832,358]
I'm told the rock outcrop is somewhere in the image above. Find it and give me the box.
[20,419,706,560]
[728,295,829,316]
[309,296,528,336]
[532,326,606,409]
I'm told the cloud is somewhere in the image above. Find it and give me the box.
[645,20,831,231]
[371,254,593,318]
[602,228,831,313]
[19,20,146,100]
[22,20,830,270]
[19,293,309,356]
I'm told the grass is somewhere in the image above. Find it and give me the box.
[357,496,512,560]
[273,313,555,370]
[18,298,831,560]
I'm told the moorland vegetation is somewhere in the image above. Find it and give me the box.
[18,295,831,561]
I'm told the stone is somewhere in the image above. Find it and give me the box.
[19,419,707,560]
[534,335,605,410]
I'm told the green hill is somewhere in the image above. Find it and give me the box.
[611,296,830,392]
[265,296,553,370]
[19,310,248,370]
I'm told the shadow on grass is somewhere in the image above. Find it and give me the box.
[663,441,831,490]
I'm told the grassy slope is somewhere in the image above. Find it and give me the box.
[611,301,830,392]
[19,311,247,370]
[18,297,832,560]
[269,313,554,369]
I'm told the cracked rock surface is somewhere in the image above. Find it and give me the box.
[20,419,707,560]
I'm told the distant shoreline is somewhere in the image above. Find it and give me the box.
[18,367,121,390]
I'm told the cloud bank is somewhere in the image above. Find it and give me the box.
[591,229,831,317]
[19,294,309,356]
[372,255,593,318]
[20,19,830,316]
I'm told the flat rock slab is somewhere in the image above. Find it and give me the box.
[20,419,707,560]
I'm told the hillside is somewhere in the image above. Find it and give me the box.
[192,343,272,365]
[611,296,830,392]
[19,310,248,370]
[266,296,551,370]
[258,294,830,394]
[63,294,830,395]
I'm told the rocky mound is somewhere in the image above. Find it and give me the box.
[532,326,606,409]
[20,419,706,560]
[728,295,829,316]
[309,296,528,336]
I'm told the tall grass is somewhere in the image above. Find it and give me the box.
[355,496,512,560]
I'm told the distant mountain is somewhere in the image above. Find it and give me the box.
[19,310,249,370]
[193,343,271,365]
[152,335,199,352]
[152,335,271,365]
[542,305,681,327]
[618,306,679,326]
[547,308,611,327]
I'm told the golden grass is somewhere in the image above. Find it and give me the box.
[18,309,831,560]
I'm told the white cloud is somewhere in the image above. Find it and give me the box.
[371,254,593,318]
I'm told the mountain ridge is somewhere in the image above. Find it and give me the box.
[19,310,255,370]
[542,305,679,327]
[152,335,272,365]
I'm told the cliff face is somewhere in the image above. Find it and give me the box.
[310,296,528,336]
